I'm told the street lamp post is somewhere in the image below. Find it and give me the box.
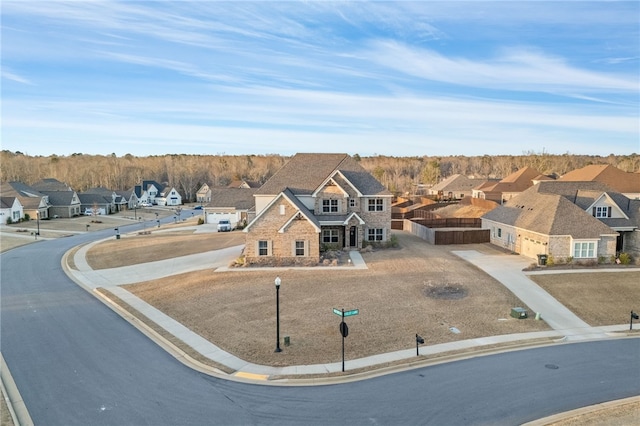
[275,276,282,353]
[36,211,40,239]
[156,212,159,228]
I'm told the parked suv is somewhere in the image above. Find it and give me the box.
[217,219,232,232]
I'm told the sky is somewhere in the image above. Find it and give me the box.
[2,1,639,158]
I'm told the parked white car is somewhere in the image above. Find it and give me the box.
[217,219,232,232]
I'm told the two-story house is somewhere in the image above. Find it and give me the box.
[243,153,392,266]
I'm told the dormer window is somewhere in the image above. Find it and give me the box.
[349,198,356,208]
[323,199,338,213]
[593,206,611,218]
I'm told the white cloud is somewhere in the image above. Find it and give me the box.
[366,41,639,94]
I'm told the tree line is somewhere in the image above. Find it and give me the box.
[1,150,638,202]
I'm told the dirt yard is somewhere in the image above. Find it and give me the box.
[117,231,550,367]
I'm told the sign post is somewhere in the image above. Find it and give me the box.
[333,307,359,372]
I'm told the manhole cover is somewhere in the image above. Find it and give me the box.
[545,364,559,370]
[424,285,468,300]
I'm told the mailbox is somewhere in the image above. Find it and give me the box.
[510,307,528,319]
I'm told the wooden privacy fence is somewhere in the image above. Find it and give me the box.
[399,219,489,245]
[413,218,482,228]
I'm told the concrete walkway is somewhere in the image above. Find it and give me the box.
[66,239,635,381]
[452,250,615,341]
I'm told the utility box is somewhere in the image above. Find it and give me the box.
[511,307,528,319]
[537,254,547,266]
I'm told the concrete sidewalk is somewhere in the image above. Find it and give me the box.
[66,240,634,382]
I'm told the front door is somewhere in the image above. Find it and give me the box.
[349,226,357,247]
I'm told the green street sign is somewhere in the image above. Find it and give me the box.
[344,309,359,317]
[333,308,342,316]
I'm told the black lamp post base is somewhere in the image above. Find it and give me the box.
[274,347,282,353]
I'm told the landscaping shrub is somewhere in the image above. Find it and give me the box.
[24,213,30,221]
[618,253,632,265]
[6,218,13,225]
[197,217,204,225]
[546,254,555,267]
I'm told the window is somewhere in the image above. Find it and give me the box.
[349,198,356,208]
[368,198,384,212]
[279,205,286,215]
[367,228,384,241]
[295,240,305,256]
[258,240,269,256]
[322,229,339,243]
[594,206,610,218]
[573,241,596,258]
[497,228,502,238]
[322,199,338,213]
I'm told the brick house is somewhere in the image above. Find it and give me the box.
[244,153,392,266]
[481,181,639,262]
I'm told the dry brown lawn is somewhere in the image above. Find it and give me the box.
[530,272,640,326]
[86,231,245,269]
[122,232,550,367]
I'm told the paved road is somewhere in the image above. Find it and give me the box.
[2,228,639,425]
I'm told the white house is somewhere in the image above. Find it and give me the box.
[1,196,24,224]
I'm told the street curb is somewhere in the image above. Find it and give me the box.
[521,395,640,426]
[1,352,34,426]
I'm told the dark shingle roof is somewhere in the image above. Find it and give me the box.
[431,174,478,192]
[483,192,615,238]
[41,191,79,206]
[32,178,73,192]
[257,153,390,196]
[208,188,257,210]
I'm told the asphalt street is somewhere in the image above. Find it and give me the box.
[1,222,639,425]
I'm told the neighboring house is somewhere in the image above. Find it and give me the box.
[41,190,82,218]
[472,167,553,203]
[203,188,258,228]
[114,190,134,210]
[0,181,50,219]
[196,183,212,203]
[228,180,261,189]
[559,164,640,199]
[78,193,112,215]
[427,174,481,200]
[1,196,23,223]
[244,153,392,266]
[481,181,639,261]
[83,187,119,213]
[133,180,165,205]
[156,186,182,206]
[31,178,74,192]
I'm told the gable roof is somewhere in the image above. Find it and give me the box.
[431,174,478,192]
[40,190,79,206]
[1,196,19,209]
[257,153,390,197]
[559,164,640,193]
[83,187,115,197]
[78,193,112,205]
[479,167,549,194]
[245,188,321,232]
[208,188,257,210]
[483,192,615,239]
[32,178,73,192]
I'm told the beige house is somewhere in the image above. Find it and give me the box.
[473,167,553,204]
[482,181,639,262]
[244,153,392,266]
[428,174,480,200]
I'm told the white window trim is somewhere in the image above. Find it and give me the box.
[572,240,597,259]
